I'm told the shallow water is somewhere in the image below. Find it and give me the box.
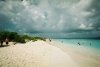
[53,39,100,50]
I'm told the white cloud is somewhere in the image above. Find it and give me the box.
[80,23,86,29]
[79,23,94,30]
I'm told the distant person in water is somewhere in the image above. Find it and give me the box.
[5,38,9,45]
[90,43,91,46]
[61,41,63,43]
[0,40,3,46]
[78,42,80,45]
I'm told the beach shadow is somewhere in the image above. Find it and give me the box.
[0,45,9,48]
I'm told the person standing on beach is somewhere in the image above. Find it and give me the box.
[49,39,51,42]
[5,38,9,45]
[0,40,3,46]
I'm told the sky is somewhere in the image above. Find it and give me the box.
[0,0,100,38]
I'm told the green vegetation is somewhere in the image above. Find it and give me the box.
[22,35,46,42]
[0,31,45,43]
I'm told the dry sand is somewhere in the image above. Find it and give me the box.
[48,40,100,67]
[0,41,79,67]
[0,40,100,67]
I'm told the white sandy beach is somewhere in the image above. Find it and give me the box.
[0,40,100,67]
[48,40,100,67]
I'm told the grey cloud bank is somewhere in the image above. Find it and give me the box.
[0,0,100,38]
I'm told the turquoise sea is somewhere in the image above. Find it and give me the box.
[53,39,100,50]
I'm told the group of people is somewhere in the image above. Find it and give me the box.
[0,38,9,47]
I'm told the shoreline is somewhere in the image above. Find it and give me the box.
[0,40,100,67]
[49,39,100,52]
[47,39,100,67]
[0,40,79,67]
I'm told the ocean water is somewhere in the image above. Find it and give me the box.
[53,39,100,50]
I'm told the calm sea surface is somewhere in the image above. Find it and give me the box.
[53,39,100,50]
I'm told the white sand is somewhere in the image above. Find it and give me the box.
[0,40,100,67]
[48,40,100,67]
[0,41,79,67]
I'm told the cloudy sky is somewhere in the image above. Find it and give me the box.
[0,0,100,38]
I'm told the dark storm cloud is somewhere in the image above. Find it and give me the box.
[84,0,100,30]
[0,0,100,38]
[0,13,16,31]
